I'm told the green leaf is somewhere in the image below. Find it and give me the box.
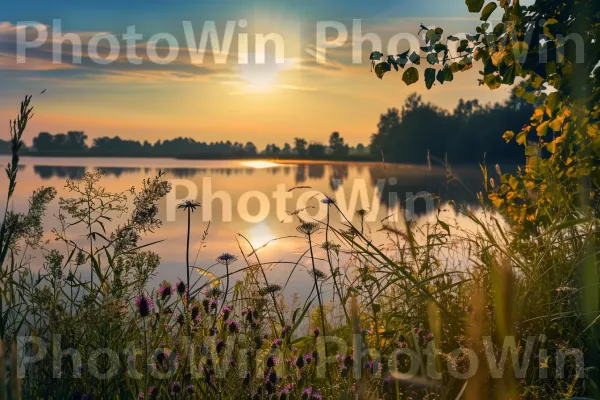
[373,304,381,313]
[443,66,454,82]
[409,52,421,65]
[375,62,391,79]
[466,0,485,12]
[425,68,436,89]
[480,2,498,21]
[370,51,384,61]
[403,67,419,86]
[427,53,439,65]
[436,69,445,84]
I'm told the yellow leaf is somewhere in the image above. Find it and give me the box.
[503,130,515,142]
[537,121,549,137]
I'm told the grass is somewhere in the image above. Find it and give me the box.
[0,96,598,400]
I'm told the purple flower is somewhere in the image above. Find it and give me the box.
[222,305,232,319]
[158,281,173,299]
[321,196,336,205]
[216,253,237,264]
[175,280,187,296]
[304,354,312,364]
[226,320,240,334]
[170,381,181,394]
[271,338,283,348]
[281,324,291,337]
[313,327,320,337]
[147,386,158,399]
[134,295,153,318]
[186,385,195,395]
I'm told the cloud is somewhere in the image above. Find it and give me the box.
[0,21,231,83]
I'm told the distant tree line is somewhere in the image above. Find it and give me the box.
[0,93,532,164]
[370,93,534,164]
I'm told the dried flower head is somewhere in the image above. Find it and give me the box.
[216,252,237,264]
[177,200,200,212]
[258,284,282,296]
[296,222,319,236]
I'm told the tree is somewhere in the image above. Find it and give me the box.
[32,132,54,151]
[307,142,326,158]
[244,142,258,156]
[282,143,292,155]
[329,132,349,157]
[294,137,307,157]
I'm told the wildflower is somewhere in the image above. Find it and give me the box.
[243,371,251,386]
[210,298,218,310]
[216,340,225,354]
[175,280,187,296]
[296,221,319,236]
[309,268,327,280]
[134,295,153,318]
[190,303,201,322]
[313,327,320,337]
[383,376,391,393]
[343,355,353,367]
[304,354,312,365]
[302,387,313,400]
[170,381,181,395]
[271,338,283,348]
[321,196,336,205]
[258,284,282,296]
[266,355,276,368]
[226,320,240,334]
[186,385,195,395]
[177,200,200,212]
[281,324,291,337]
[268,370,277,383]
[295,355,305,369]
[222,305,232,319]
[355,209,369,218]
[216,252,237,264]
[158,281,173,300]
[202,298,210,313]
[341,366,349,377]
[147,386,158,399]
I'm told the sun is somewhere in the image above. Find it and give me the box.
[236,57,295,93]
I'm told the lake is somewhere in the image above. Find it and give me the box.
[0,156,487,299]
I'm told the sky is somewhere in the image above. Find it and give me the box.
[0,0,518,147]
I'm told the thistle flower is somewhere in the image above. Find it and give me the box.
[222,305,232,319]
[296,221,319,236]
[321,196,336,205]
[147,386,158,399]
[158,281,173,300]
[190,303,201,322]
[202,298,210,313]
[266,355,276,368]
[271,338,283,348]
[177,200,201,211]
[268,370,277,383]
[134,295,153,318]
[175,280,187,296]
[186,385,195,395]
[170,381,181,395]
[304,354,312,364]
[281,324,291,337]
[226,320,240,334]
[295,355,305,369]
[216,252,237,264]
[216,339,225,354]
[313,327,320,337]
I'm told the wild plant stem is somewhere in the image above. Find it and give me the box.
[186,207,191,301]
[307,232,331,384]
[325,208,349,323]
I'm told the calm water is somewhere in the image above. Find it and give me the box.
[0,156,486,299]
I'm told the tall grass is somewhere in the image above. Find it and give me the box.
[0,97,598,399]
